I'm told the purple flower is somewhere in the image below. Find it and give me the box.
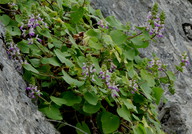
[131,91,135,94]
[9,47,15,51]
[91,75,96,82]
[29,27,35,36]
[20,25,24,30]
[99,71,104,75]
[111,90,119,98]
[28,38,34,45]
[157,34,163,38]
[149,31,153,35]
[154,22,161,27]
[37,38,42,42]
[129,80,138,93]
[181,53,190,66]
[21,30,26,37]
[147,11,152,19]
[82,63,96,80]
[26,85,41,98]
[26,87,32,90]
[82,66,86,70]
[145,11,165,38]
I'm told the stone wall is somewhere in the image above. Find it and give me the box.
[91,0,192,134]
[0,23,58,134]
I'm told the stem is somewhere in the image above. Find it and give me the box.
[45,0,54,10]
[82,0,86,7]
[90,116,98,134]
[45,119,88,134]
[38,95,50,104]
[33,72,63,79]
[150,33,157,39]
[127,32,142,40]
[0,5,20,14]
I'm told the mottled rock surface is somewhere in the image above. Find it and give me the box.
[91,0,192,134]
[0,24,58,134]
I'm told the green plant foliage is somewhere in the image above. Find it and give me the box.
[101,111,120,133]
[39,105,63,120]
[76,122,91,134]
[1,0,186,133]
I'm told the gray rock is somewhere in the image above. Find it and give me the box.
[91,0,192,133]
[0,24,59,134]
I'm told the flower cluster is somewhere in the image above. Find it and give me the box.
[26,85,41,98]
[97,20,109,29]
[82,63,96,82]
[146,11,165,38]
[181,52,189,66]
[144,3,165,38]
[6,42,20,59]
[99,70,120,97]
[129,80,138,94]
[20,14,47,44]
[6,42,26,72]
[109,62,117,73]
[148,58,163,71]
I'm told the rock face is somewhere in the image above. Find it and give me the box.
[91,0,192,134]
[0,24,58,134]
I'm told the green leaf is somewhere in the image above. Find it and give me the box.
[106,16,125,30]
[83,101,101,114]
[61,91,82,106]
[122,99,137,112]
[15,15,23,23]
[86,29,101,38]
[39,105,63,120]
[103,34,113,45]
[23,64,39,74]
[62,70,84,87]
[88,37,103,50]
[84,92,98,105]
[124,47,136,61]
[133,93,145,104]
[41,57,61,66]
[131,36,149,48]
[6,26,21,36]
[56,0,63,9]
[0,15,11,26]
[133,124,147,134]
[29,59,40,68]
[140,82,152,100]
[117,105,131,122]
[90,57,100,73]
[142,30,151,40]
[140,70,155,87]
[76,122,91,134]
[54,49,74,67]
[159,77,169,84]
[152,87,164,104]
[17,40,30,53]
[110,30,127,45]
[36,27,52,39]
[101,111,120,133]
[70,7,84,23]
[166,71,176,81]
[0,0,11,4]
[28,45,42,56]
[50,96,67,106]
[52,37,63,48]
[132,114,140,121]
